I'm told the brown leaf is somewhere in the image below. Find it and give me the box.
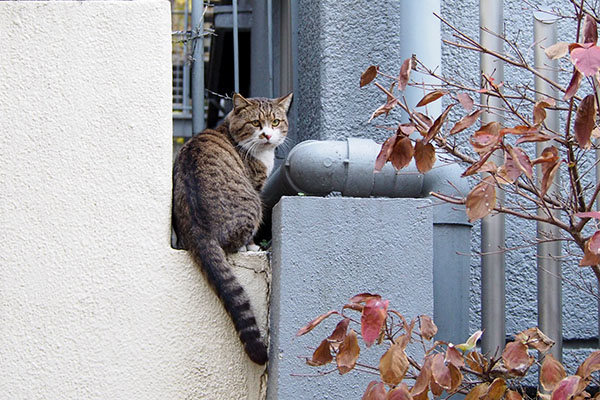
[464,383,489,400]
[450,109,483,135]
[363,381,387,400]
[506,390,523,400]
[462,151,495,177]
[574,94,597,149]
[541,354,567,391]
[426,104,454,142]
[419,315,438,341]
[398,58,414,91]
[361,299,389,347]
[515,327,555,352]
[328,318,350,350]
[411,356,433,397]
[505,145,533,179]
[551,376,583,400]
[576,350,600,379]
[545,42,570,60]
[583,14,598,44]
[369,98,399,122]
[379,341,409,385]
[515,132,554,145]
[307,338,333,366]
[502,340,534,376]
[360,65,378,87]
[431,353,452,390]
[350,293,382,304]
[534,98,555,125]
[500,125,540,136]
[465,351,487,374]
[414,140,436,173]
[564,70,582,100]
[337,329,360,374]
[445,346,465,368]
[389,137,414,171]
[579,236,600,266]
[416,90,448,107]
[414,112,433,129]
[398,123,416,136]
[470,121,502,154]
[297,310,339,336]
[457,92,474,111]
[486,378,507,400]
[386,383,412,400]
[375,135,398,172]
[541,157,561,198]
[448,363,462,393]
[466,176,497,222]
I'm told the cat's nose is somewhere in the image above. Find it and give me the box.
[263,133,272,140]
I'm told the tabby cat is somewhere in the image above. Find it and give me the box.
[172,93,293,365]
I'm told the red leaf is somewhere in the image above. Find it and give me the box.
[461,151,495,177]
[389,137,414,171]
[588,231,600,254]
[564,70,582,100]
[502,340,534,376]
[457,92,474,111]
[414,140,436,173]
[416,90,448,107]
[570,43,600,76]
[465,176,497,222]
[550,376,582,400]
[297,310,339,336]
[541,354,567,391]
[450,110,483,135]
[398,58,414,91]
[360,65,378,87]
[375,135,398,172]
[583,14,598,44]
[337,329,360,374]
[307,338,333,366]
[361,299,389,347]
[574,94,597,149]
[362,381,387,400]
[575,211,600,220]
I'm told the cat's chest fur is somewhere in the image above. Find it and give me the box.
[252,147,275,176]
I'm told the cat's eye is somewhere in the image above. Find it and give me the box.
[272,119,280,127]
[251,120,261,127]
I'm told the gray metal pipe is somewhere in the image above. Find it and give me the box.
[480,0,506,356]
[534,9,562,362]
[399,0,442,119]
[232,0,240,93]
[262,138,471,343]
[191,0,205,133]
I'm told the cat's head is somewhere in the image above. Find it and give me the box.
[227,93,293,152]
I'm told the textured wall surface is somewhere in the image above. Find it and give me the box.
[0,2,268,398]
[268,197,433,399]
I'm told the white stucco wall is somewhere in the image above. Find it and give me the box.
[0,2,268,399]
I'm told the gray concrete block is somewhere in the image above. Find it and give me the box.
[267,196,433,399]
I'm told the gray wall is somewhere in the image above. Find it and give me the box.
[293,0,598,376]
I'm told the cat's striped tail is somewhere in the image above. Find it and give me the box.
[189,236,268,365]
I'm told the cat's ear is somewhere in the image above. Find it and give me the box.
[276,92,293,113]
[232,93,252,112]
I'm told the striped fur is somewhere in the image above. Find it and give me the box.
[172,93,292,365]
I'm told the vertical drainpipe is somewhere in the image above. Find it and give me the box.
[534,9,563,362]
[191,0,205,133]
[232,0,240,93]
[399,1,441,118]
[480,0,506,356]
